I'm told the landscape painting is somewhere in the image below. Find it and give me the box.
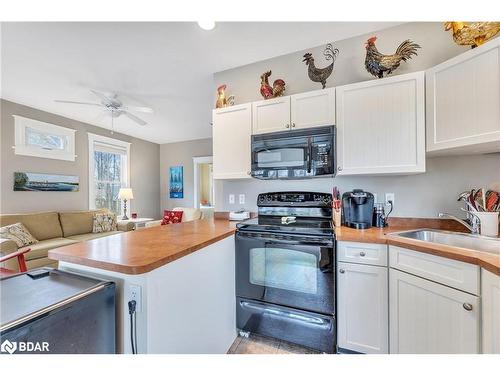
[169,166,184,198]
[14,172,79,192]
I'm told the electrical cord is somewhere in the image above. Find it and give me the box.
[128,300,137,354]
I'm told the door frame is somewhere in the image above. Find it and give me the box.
[193,156,213,209]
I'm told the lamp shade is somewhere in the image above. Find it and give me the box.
[118,188,134,200]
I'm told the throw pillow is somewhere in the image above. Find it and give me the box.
[92,213,118,233]
[161,210,183,225]
[0,222,39,247]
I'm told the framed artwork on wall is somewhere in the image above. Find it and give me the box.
[169,166,184,198]
[13,172,79,191]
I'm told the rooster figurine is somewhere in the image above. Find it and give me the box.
[444,22,500,48]
[365,36,420,79]
[215,84,227,108]
[260,71,286,100]
[303,44,339,89]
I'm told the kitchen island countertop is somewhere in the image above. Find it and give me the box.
[49,218,237,275]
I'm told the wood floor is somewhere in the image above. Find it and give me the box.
[227,333,320,354]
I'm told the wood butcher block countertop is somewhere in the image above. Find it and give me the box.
[336,218,500,276]
[49,219,237,275]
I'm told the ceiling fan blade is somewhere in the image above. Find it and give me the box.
[122,111,147,126]
[54,100,101,106]
[121,105,154,114]
[90,89,114,105]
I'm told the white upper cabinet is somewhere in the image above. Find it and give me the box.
[336,71,425,175]
[252,96,291,134]
[389,268,480,354]
[482,268,500,354]
[212,104,252,179]
[426,38,500,154]
[290,88,335,129]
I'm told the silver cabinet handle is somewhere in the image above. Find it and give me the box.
[359,252,366,257]
[463,303,473,311]
[339,269,345,274]
[337,166,342,171]
[292,123,296,128]
[285,124,290,128]
[247,171,251,175]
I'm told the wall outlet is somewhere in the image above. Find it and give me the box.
[385,193,395,206]
[229,194,235,204]
[239,194,245,204]
[129,284,142,313]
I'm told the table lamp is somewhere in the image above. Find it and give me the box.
[118,188,134,220]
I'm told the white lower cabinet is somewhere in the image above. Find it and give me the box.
[389,268,480,354]
[481,268,500,354]
[337,261,388,354]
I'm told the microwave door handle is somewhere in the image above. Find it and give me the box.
[307,138,312,173]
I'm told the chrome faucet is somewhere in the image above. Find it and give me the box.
[438,212,481,235]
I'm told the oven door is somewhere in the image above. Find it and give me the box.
[235,231,335,315]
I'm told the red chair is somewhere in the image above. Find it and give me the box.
[0,248,30,278]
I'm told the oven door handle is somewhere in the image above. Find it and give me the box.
[237,231,333,247]
[307,137,313,173]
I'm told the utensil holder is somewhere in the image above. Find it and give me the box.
[476,212,499,237]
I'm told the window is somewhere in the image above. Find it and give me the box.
[14,115,76,161]
[88,133,130,215]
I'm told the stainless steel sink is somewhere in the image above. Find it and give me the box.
[392,229,500,254]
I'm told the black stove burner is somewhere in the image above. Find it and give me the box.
[236,216,333,237]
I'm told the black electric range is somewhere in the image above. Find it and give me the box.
[235,191,336,353]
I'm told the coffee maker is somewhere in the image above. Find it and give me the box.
[342,189,374,229]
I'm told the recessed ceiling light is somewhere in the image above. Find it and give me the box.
[197,21,216,31]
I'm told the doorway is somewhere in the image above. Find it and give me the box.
[193,156,214,219]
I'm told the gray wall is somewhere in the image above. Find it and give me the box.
[160,138,212,212]
[216,154,500,218]
[213,22,500,218]
[214,22,466,103]
[0,99,161,218]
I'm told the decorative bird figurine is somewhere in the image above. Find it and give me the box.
[364,36,420,79]
[444,22,500,48]
[259,71,286,100]
[215,84,227,108]
[303,44,339,89]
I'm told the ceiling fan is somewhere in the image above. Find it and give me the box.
[55,90,153,127]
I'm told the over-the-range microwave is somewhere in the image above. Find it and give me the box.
[251,125,336,180]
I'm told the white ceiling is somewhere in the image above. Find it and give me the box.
[1,22,400,144]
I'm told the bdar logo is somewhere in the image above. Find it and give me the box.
[1,340,17,354]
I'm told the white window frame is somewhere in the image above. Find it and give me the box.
[88,132,131,212]
[13,115,77,161]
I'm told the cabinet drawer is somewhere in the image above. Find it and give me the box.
[337,241,388,266]
[389,246,479,295]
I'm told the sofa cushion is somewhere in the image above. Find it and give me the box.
[26,257,58,270]
[0,212,62,240]
[0,222,39,247]
[66,231,122,242]
[59,209,108,237]
[23,237,78,261]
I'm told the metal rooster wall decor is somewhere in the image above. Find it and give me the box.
[259,71,286,100]
[364,36,420,79]
[303,43,339,89]
[444,22,500,48]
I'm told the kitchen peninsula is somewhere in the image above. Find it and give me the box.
[48,219,238,354]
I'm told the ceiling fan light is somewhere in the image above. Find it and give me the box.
[197,21,215,31]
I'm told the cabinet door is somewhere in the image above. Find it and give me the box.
[290,88,335,129]
[482,268,500,354]
[337,262,388,354]
[212,104,252,179]
[335,71,425,175]
[426,38,500,154]
[389,268,480,354]
[252,96,291,134]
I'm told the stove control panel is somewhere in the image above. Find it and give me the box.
[257,192,332,207]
